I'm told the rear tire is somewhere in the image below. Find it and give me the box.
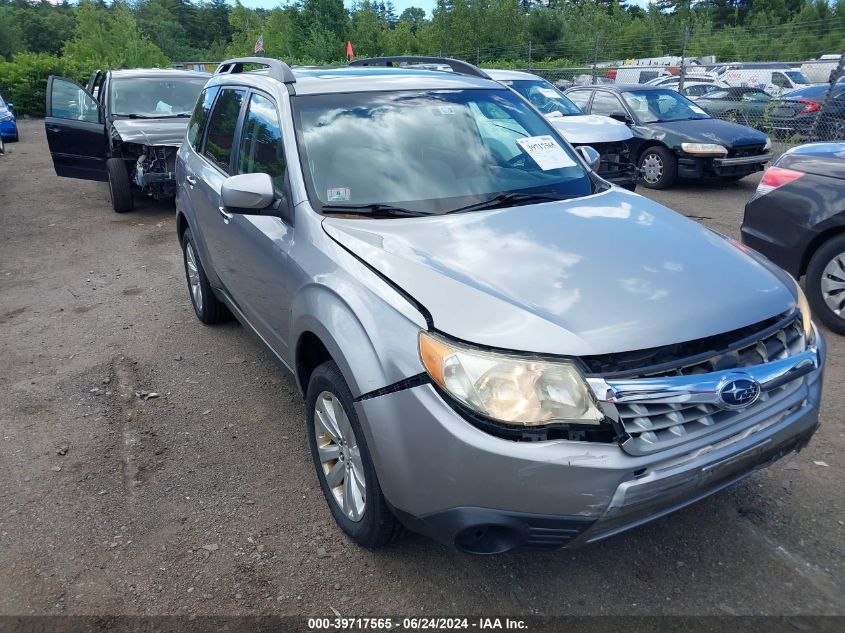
[639,146,677,189]
[306,361,403,549]
[805,234,845,335]
[106,157,134,213]
[181,228,230,325]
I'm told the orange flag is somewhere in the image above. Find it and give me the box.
[346,40,354,60]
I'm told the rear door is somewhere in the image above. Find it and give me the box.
[45,76,107,181]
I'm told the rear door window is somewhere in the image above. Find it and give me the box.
[202,88,245,173]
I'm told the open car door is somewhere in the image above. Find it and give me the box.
[45,76,107,181]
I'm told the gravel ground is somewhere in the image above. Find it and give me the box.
[1,119,843,617]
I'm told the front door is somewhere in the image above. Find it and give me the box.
[45,76,107,181]
[218,91,296,357]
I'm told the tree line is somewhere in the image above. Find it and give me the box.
[1,0,844,115]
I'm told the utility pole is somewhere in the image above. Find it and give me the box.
[810,49,845,140]
[678,27,689,92]
[592,35,599,84]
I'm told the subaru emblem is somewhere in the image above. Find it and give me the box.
[717,374,762,410]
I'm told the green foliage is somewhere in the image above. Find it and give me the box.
[0,0,845,120]
[63,1,169,69]
[0,52,95,116]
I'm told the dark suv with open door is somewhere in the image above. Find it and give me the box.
[44,69,209,212]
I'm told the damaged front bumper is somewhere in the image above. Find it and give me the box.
[356,331,824,554]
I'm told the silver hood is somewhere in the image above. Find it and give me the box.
[110,118,189,147]
[322,189,796,357]
[546,114,633,145]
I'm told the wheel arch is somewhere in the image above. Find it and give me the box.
[800,224,845,277]
[635,140,669,162]
[291,281,423,400]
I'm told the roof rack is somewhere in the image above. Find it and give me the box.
[215,57,296,85]
[349,56,491,80]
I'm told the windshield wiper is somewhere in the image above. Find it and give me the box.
[321,203,430,218]
[446,191,572,215]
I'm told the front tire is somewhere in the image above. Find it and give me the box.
[106,157,134,213]
[639,146,677,189]
[181,228,230,324]
[306,361,403,548]
[805,234,845,335]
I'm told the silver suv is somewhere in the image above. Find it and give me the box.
[176,56,825,554]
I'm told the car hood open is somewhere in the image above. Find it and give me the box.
[643,118,768,147]
[546,114,633,144]
[322,189,795,357]
[110,118,189,146]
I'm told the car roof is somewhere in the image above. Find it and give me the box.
[784,83,843,99]
[211,66,502,95]
[483,69,542,81]
[109,68,211,79]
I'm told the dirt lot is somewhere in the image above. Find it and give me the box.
[1,119,843,617]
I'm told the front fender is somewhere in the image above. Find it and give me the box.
[290,277,425,399]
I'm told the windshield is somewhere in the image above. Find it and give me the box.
[292,89,593,216]
[110,76,208,117]
[505,80,583,117]
[622,89,710,123]
[785,71,809,85]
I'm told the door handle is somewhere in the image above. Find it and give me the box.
[218,206,234,222]
[46,125,62,133]
[185,174,197,186]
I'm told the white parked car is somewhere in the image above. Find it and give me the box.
[486,69,638,190]
[645,73,726,98]
[716,65,814,97]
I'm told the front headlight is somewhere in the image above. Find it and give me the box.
[418,331,604,426]
[0,113,12,122]
[681,142,728,156]
[764,136,772,151]
[793,280,815,344]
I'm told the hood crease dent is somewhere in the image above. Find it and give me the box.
[110,118,190,146]
[323,189,795,357]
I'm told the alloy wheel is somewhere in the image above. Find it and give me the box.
[313,390,366,522]
[820,252,845,316]
[641,153,664,184]
[185,242,204,312]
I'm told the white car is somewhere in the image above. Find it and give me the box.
[645,73,726,97]
[485,69,638,190]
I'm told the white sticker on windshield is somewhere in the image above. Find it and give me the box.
[515,135,576,171]
[327,187,351,202]
[538,88,559,99]
[690,105,707,115]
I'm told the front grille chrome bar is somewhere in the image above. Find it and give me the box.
[587,347,819,407]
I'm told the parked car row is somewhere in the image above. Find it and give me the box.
[39,57,836,555]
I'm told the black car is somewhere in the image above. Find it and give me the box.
[742,142,845,333]
[565,84,772,189]
[767,83,845,140]
[45,69,210,212]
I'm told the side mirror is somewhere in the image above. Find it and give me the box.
[221,173,275,213]
[577,146,601,172]
[609,112,632,124]
[6,102,13,112]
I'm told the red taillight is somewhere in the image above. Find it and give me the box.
[756,166,805,195]
[798,99,821,113]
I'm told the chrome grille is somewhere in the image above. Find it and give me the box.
[613,316,807,454]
